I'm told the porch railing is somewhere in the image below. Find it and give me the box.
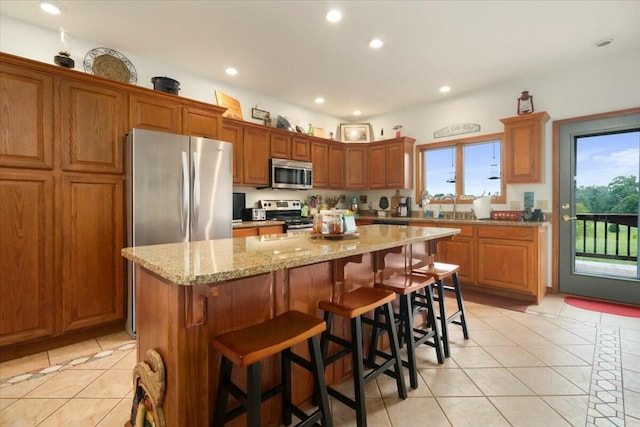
[575,213,638,261]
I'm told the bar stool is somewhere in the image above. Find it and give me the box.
[414,262,469,357]
[318,287,407,427]
[367,272,443,389]
[211,310,332,427]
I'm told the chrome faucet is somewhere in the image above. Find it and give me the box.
[442,194,457,219]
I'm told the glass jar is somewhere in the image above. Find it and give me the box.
[330,213,343,234]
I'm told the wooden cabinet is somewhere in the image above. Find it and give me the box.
[0,62,54,170]
[0,170,55,347]
[291,135,311,161]
[311,140,329,188]
[270,131,291,159]
[130,93,182,133]
[61,174,124,332]
[368,137,415,189]
[60,78,126,174]
[182,105,221,139]
[220,119,244,184]
[368,143,386,189]
[243,125,271,186]
[408,220,547,303]
[476,226,547,303]
[501,111,549,183]
[328,142,345,189]
[232,224,284,237]
[345,144,368,190]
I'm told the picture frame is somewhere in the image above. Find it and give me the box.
[339,123,372,143]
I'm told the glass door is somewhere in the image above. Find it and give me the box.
[558,112,640,304]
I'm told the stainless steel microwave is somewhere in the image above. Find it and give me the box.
[270,158,313,190]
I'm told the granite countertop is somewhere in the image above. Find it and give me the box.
[357,215,549,227]
[233,220,284,229]
[121,224,460,286]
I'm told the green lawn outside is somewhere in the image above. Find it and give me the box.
[575,222,638,264]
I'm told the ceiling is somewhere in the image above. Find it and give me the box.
[2,1,639,120]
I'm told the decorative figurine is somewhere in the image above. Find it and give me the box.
[517,91,534,115]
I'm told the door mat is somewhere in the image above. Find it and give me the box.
[565,296,640,318]
[462,290,530,313]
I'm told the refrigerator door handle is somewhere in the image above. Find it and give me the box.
[192,151,200,230]
[181,151,189,235]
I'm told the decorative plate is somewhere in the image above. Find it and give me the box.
[83,47,137,84]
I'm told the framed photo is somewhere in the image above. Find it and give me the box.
[339,123,372,142]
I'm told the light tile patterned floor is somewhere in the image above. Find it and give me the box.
[0,294,639,426]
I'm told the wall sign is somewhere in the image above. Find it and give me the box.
[433,123,481,138]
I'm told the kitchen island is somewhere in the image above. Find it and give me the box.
[121,224,459,426]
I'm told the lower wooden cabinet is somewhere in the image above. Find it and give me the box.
[0,170,55,347]
[407,221,547,303]
[233,224,284,237]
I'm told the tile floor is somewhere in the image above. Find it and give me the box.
[1,293,639,426]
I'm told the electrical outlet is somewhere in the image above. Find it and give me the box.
[510,201,522,210]
[537,200,549,210]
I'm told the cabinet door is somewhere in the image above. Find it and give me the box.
[386,141,409,188]
[291,136,311,161]
[62,174,124,331]
[328,142,344,189]
[0,63,54,170]
[345,144,368,190]
[60,79,126,174]
[183,106,221,139]
[368,143,386,189]
[130,94,182,133]
[270,132,291,159]
[221,121,244,184]
[477,238,536,295]
[243,127,270,186]
[501,112,549,183]
[311,140,329,188]
[0,171,55,346]
[438,237,475,284]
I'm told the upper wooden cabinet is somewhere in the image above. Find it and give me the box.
[328,142,345,189]
[311,140,329,188]
[221,119,244,184]
[345,143,368,190]
[501,111,549,183]
[60,78,126,174]
[368,137,415,189]
[0,62,54,170]
[243,125,271,186]
[130,93,182,133]
[182,105,221,139]
[291,135,311,162]
[270,131,291,159]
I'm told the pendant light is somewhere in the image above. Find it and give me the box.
[488,141,500,179]
[446,148,456,183]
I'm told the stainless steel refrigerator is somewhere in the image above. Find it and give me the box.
[125,128,232,337]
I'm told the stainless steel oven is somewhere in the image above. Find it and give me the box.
[270,158,313,190]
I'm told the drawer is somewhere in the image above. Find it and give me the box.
[478,226,534,241]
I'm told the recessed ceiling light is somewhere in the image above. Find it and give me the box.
[225,67,238,76]
[369,38,384,49]
[40,1,62,15]
[315,97,325,104]
[594,38,614,48]
[353,110,362,116]
[439,86,451,93]
[326,9,342,23]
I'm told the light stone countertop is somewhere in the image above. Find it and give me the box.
[121,224,460,286]
[232,220,284,229]
[357,215,549,227]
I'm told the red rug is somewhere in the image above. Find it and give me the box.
[565,296,640,318]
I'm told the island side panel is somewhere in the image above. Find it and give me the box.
[136,266,210,427]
